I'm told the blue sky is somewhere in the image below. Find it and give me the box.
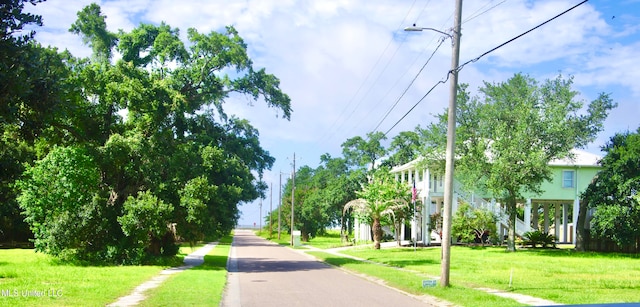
[26,0,640,226]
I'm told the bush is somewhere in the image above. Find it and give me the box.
[523,230,556,248]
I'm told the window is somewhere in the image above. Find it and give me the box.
[562,170,575,188]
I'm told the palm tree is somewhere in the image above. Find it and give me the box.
[344,173,410,249]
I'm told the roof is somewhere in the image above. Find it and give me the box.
[390,148,602,173]
[390,157,422,173]
[548,149,602,167]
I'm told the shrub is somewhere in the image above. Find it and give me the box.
[523,230,556,248]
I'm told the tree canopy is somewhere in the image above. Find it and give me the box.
[12,3,291,263]
[581,128,640,250]
[451,73,615,251]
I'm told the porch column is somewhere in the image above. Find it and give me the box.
[543,204,550,233]
[563,203,569,243]
[572,198,579,244]
[410,169,417,243]
[524,199,532,233]
[554,204,561,242]
[423,169,430,245]
[532,203,539,231]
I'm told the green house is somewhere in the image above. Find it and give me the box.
[389,149,602,245]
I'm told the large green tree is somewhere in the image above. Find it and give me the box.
[17,4,291,263]
[1,0,88,243]
[580,128,640,251]
[342,131,387,171]
[451,73,615,251]
[387,130,421,167]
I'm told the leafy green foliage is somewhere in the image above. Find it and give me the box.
[344,168,411,249]
[9,3,292,264]
[342,131,387,171]
[583,128,640,249]
[452,203,498,245]
[118,191,174,254]
[17,146,101,257]
[277,154,361,241]
[522,230,556,248]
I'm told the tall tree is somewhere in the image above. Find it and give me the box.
[387,129,421,167]
[580,128,640,251]
[342,131,387,171]
[1,0,89,243]
[453,73,615,251]
[17,4,291,263]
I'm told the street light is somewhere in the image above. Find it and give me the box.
[403,25,453,39]
[404,0,463,288]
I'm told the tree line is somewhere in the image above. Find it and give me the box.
[274,74,638,253]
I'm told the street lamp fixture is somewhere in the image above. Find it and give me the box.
[403,25,453,39]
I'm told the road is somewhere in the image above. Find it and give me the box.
[221,229,439,307]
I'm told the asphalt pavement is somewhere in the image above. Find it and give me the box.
[221,230,441,307]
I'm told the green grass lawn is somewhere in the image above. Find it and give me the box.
[335,246,640,306]
[308,250,521,307]
[140,236,232,306]
[0,249,166,306]
[262,231,640,306]
[258,229,354,249]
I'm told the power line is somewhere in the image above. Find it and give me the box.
[347,3,456,135]
[456,0,589,73]
[383,74,449,137]
[463,0,507,24]
[372,36,447,133]
[381,0,590,137]
[316,0,420,145]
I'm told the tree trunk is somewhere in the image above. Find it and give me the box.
[372,218,382,249]
[395,219,401,247]
[507,202,517,252]
[340,214,345,243]
[575,199,588,251]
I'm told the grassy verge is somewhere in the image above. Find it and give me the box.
[256,230,291,246]
[139,236,233,306]
[308,251,520,307]
[339,246,640,305]
[0,249,165,306]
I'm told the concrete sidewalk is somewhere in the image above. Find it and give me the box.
[107,243,218,307]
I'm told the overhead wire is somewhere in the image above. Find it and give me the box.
[380,0,590,136]
[330,0,432,137]
[315,0,420,146]
[462,0,507,24]
[372,0,505,137]
[371,36,447,133]
[456,0,589,74]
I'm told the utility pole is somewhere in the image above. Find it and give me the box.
[441,0,463,288]
[259,198,262,232]
[278,172,283,240]
[269,182,273,238]
[290,153,296,246]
